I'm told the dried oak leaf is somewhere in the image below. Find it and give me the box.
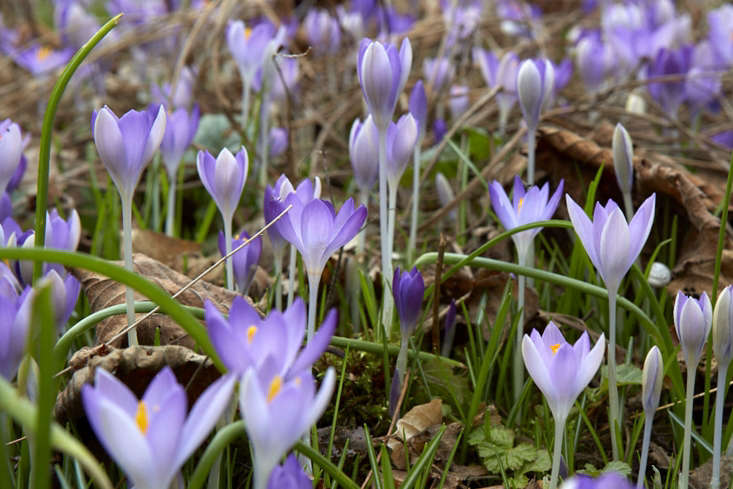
[387,398,443,469]
[55,345,220,424]
[131,229,202,272]
[72,252,250,350]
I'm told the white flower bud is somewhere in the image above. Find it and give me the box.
[648,262,671,288]
[713,285,733,366]
[612,123,634,196]
[625,92,646,114]
[642,346,664,416]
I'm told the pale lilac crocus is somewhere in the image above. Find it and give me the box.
[646,45,693,118]
[217,230,261,296]
[267,454,311,489]
[408,81,427,263]
[268,128,288,158]
[19,208,81,285]
[707,5,733,67]
[674,291,712,489]
[82,367,235,489]
[275,196,366,341]
[612,123,634,219]
[712,286,733,489]
[196,147,248,291]
[522,322,605,489]
[490,176,563,401]
[241,366,335,489]
[423,57,454,93]
[561,473,634,489]
[304,9,341,55]
[12,43,72,76]
[638,346,663,489]
[40,269,80,332]
[0,286,31,381]
[566,193,655,460]
[204,296,336,377]
[576,31,612,93]
[392,267,424,383]
[0,120,22,196]
[349,116,379,254]
[160,105,199,236]
[516,58,554,184]
[93,105,166,346]
[474,49,519,135]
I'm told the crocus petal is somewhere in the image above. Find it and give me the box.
[598,207,631,291]
[565,195,600,269]
[289,308,336,375]
[521,335,555,402]
[92,368,137,417]
[625,194,655,269]
[93,108,127,195]
[141,105,166,165]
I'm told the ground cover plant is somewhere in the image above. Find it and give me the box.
[1,0,733,488]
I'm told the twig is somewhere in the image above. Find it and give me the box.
[432,235,446,354]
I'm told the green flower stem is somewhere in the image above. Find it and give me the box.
[223,216,234,291]
[514,251,528,403]
[32,285,55,489]
[0,248,222,370]
[379,128,394,338]
[622,191,634,222]
[549,415,566,489]
[0,377,113,489]
[387,180,397,270]
[307,272,320,342]
[608,291,620,461]
[294,441,360,489]
[188,421,246,489]
[527,126,536,185]
[287,244,297,307]
[396,332,408,383]
[637,411,654,488]
[34,14,122,283]
[680,360,697,489]
[408,143,422,265]
[165,170,177,236]
[357,189,368,255]
[121,193,138,346]
[241,78,251,130]
[712,365,728,489]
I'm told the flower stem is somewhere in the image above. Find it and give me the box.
[378,128,394,338]
[151,154,161,231]
[712,365,727,489]
[241,77,251,130]
[527,126,536,185]
[165,172,177,237]
[223,217,234,291]
[258,94,269,188]
[273,249,283,311]
[637,411,654,488]
[397,333,408,384]
[514,251,528,402]
[622,191,634,222]
[307,273,319,342]
[121,194,138,346]
[549,415,566,489]
[388,180,397,266]
[287,244,296,307]
[408,143,422,265]
[357,189,368,255]
[608,291,620,460]
[680,360,697,489]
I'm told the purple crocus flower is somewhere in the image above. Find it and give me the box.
[408,80,427,139]
[240,366,335,489]
[159,105,200,179]
[474,49,519,132]
[674,291,712,367]
[0,119,23,195]
[276,196,366,280]
[575,31,611,92]
[269,127,288,158]
[357,37,412,129]
[393,267,424,336]
[565,194,655,295]
[267,454,311,489]
[433,118,447,143]
[708,5,733,67]
[685,42,722,115]
[551,58,572,95]
[18,209,82,284]
[93,105,167,201]
[12,43,72,76]
[227,21,283,83]
[0,286,31,381]
[647,45,693,117]
[489,176,564,261]
[196,147,248,226]
[151,66,196,111]
[55,0,100,50]
[712,130,733,150]
[522,322,605,423]
[256,55,299,104]
[448,85,470,120]
[264,175,321,255]
[204,296,336,377]
[385,113,418,185]
[217,230,261,295]
[82,367,235,489]
[517,58,554,132]
[560,472,633,489]
[40,269,80,332]
[349,116,380,193]
[423,57,454,92]
[304,9,341,55]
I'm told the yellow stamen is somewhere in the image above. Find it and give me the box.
[518,197,524,212]
[247,325,257,344]
[244,27,252,40]
[135,401,148,434]
[550,343,561,355]
[267,376,282,403]
[36,46,51,61]
[294,377,301,386]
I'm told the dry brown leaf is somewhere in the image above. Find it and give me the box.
[55,345,220,424]
[72,252,253,349]
[131,229,201,270]
[387,398,443,468]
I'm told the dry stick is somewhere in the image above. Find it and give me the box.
[432,235,446,354]
[359,370,411,489]
[420,126,527,231]
[53,204,292,379]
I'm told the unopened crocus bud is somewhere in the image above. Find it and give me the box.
[713,286,733,366]
[349,116,379,192]
[423,56,454,92]
[648,262,671,288]
[39,269,80,332]
[449,85,470,120]
[304,9,341,55]
[160,105,200,179]
[218,231,262,295]
[516,59,554,131]
[385,113,418,185]
[409,80,427,139]
[0,120,23,195]
[642,346,664,416]
[674,291,712,367]
[196,147,248,225]
[269,127,288,158]
[435,172,456,221]
[393,267,424,337]
[612,123,633,196]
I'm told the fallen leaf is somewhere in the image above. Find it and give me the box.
[387,398,443,468]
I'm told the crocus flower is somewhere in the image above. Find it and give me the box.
[40,269,80,332]
[82,367,235,489]
[267,454,311,489]
[385,113,419,186]
[448,85,470,120]
[393,267,424,337]
[357,38,412,129]
[517,58,554,132]
[612,123,633,198]
[523,322,605,489]
[435,172,457,221]
[93,105,167,202]
[638,345,663,488]
[713,286,733,489]
[217,230,261,295]
[304,9,341,55]
[474,49,520,133]
[647,45,693,117]
[55,0,100,50]
[408,81,427,139]
[489,176,564,262]
[423,57,454,92]
[160,105,200,179]
[708,5,733,67]
[349,116,380,193]
[196,147,248,231]
[204,296,336,377]
[269,127,288,158]
[0,119,22,196]
[560,473,634,489]
[0,287,31,381]
[565,194,655,295]
[12,43,72,76]
[576,31,611,92]
[227,21,278,86]
[240,366,335,489]
[674,291,712,367]
[151,66,196,111]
